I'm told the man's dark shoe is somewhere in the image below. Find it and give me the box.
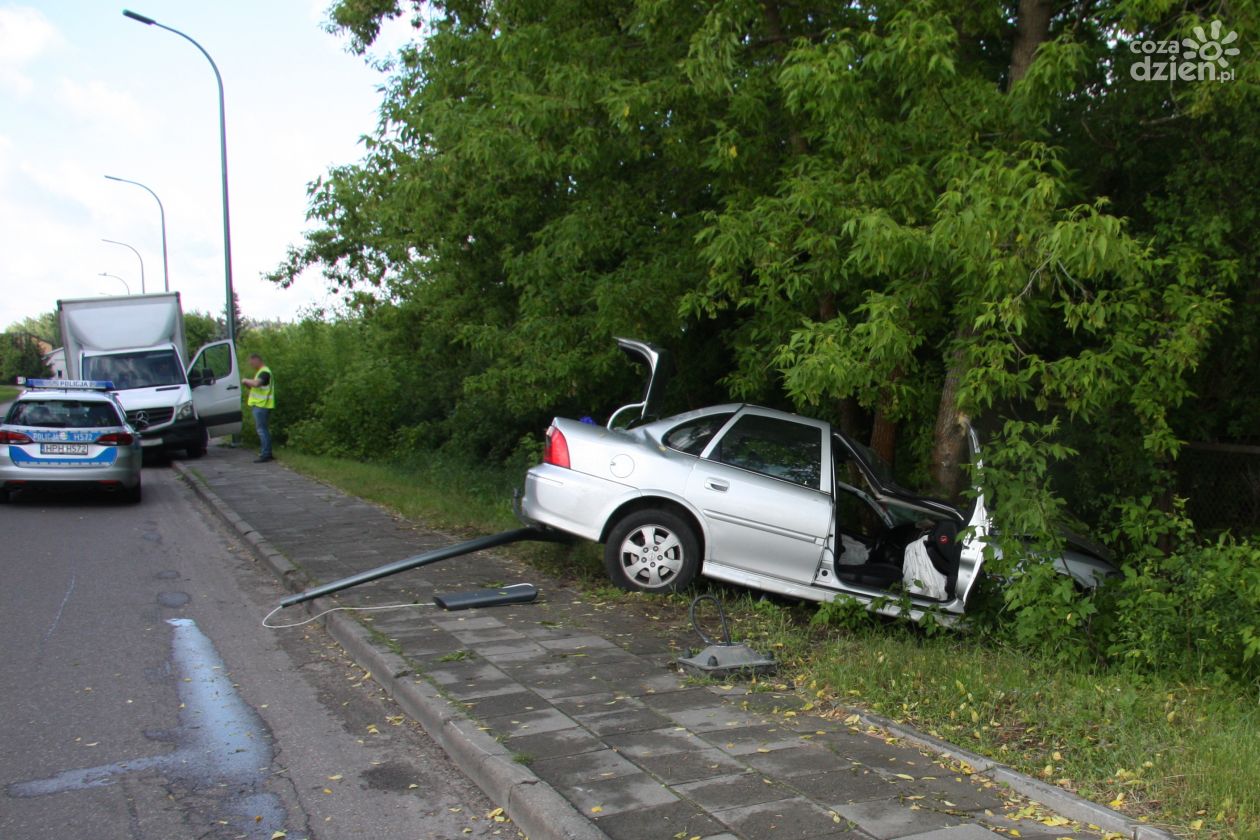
[254,455,274,463]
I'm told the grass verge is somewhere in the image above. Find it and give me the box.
[0,385,21,402]
[278,446,1256,838]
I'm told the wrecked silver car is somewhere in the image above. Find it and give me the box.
[520,338,1116,621]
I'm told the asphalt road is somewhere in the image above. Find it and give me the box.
[0,463,513,840]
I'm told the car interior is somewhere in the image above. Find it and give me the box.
[830,446,962,601]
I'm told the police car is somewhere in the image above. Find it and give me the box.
[0,379,143,503]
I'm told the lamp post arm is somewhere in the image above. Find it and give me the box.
[104,175,169,292]
[101,239,145,295]
[122,9,234,342]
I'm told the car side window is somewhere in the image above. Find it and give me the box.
[709,414,822,488]
[664,413,734,455]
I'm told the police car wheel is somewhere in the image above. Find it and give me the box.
[123,479,142,504]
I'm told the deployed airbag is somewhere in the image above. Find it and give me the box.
[903,537,948,599]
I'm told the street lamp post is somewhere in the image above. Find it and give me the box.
[123,9,234,343]
[105,175,169,292]
[101,239,145,295]
[102,239,145,294]
[99,272,130,294]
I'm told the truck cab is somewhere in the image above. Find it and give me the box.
[80,341,241,456]
[57,293,242,458]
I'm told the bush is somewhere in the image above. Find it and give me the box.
[1106,534,1260,687]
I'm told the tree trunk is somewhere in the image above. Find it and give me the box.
[836,397,864,440]
[870,408,898,466]
[1008,0,1054,89]
[869,366,903,466]
[926,0,1056,499]
[929,339,971,502]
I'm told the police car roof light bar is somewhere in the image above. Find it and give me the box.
[20,379,117,391]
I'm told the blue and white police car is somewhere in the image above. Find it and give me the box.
[0,379,143,503]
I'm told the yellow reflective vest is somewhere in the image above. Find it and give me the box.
[247,365,275,409]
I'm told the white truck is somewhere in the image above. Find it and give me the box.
[56,293,242,456]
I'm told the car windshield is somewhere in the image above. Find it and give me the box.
[7,399,121,429]
[844,438,917,497]
[83,349,185,390]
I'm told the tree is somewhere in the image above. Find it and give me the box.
[5,311,59,346]
[0,333,50,383]
[282,0,1255,544]
[184,311,221,351]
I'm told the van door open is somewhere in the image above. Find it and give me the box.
[187,340,243,436]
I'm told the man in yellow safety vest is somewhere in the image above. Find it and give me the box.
[243,353,275,463]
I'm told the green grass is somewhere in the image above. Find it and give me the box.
[277,447,522,534]
[278,446,1258,838]
[791,623,1260,837]
[0,385,21,402]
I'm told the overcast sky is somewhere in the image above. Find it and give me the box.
[0,1,414,334]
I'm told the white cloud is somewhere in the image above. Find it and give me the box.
[57,78,157,136]
[0,5,62,95]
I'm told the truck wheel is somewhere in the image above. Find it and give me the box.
[185,425,208,459]
[604,509,700,593]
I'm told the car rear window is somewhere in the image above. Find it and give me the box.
[664,413,734,455]
[8,400,122,429]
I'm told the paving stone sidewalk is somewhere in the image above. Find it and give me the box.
[185,445,1133,840]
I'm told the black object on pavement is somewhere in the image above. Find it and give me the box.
[434,583,539,611]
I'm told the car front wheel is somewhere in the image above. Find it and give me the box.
[604,509,700,593]
[185,424,208,459]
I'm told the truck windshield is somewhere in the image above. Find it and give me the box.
[83,349,185,390]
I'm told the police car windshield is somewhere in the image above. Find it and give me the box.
[83,349,185,390]
[8,399,122,429]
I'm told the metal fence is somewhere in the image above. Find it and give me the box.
[1178,443,1260,535]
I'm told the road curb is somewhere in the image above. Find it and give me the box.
[852,712,1176,839]
[173,459,608,840]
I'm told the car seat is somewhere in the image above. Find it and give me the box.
[922,519,961,599]
[833,522,922,589]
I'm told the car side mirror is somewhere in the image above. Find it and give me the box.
[189,370,215,388]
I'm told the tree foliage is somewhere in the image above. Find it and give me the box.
[0,333,49,383]
[269,0,1260,681]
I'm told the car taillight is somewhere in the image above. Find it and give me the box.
[543,425,570,468]
[0,430,33,444]
[96,432,134,446]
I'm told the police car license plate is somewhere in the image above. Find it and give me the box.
[40,443,90,455]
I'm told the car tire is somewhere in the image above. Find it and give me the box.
[184,425,208,459]
[123,479,142,505]
[604,509,700,593]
